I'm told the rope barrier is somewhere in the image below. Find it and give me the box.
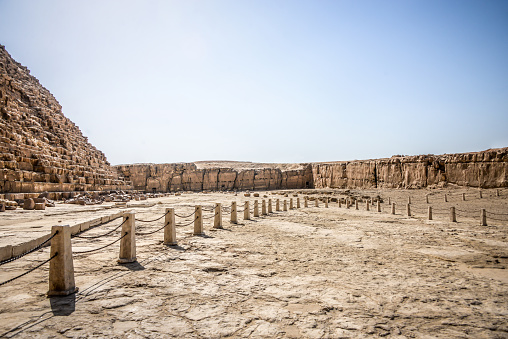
[175,216,199,227]
[136,222,169,236]
[0,252,58,286]
[135,210,170,223]
[175,210,197,218]
[72,218,128,239]
[74,232,129,255]
[0,231,59,266]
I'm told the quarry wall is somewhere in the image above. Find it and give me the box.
[115,162,314,192]
[0,45,132,193]
[312,148,508,189]
[116,148,508,192]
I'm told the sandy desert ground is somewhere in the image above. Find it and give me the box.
[0,188,507,338]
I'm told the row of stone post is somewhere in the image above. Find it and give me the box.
[398,189,500,205]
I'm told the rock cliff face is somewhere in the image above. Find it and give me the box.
[0,46,132,193]
[312,148,508,189]
[117,148,508,192]
[115,162,314,192]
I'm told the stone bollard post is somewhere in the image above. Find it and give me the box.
[450,207,456,222]
[254,200,259,217]
[407,204,411,217]
[276,199,280,211]
[262,200,267,215]
[428,206,432,220]
[391,203,395,215]
[388,197,391,205]
[244,201,250,220]
[426,194,429,204]
[119,212,137,263]
[214,203,222,229]
[304,197,308,208]
[268,199,273,213]
[164,208,176,246]
[315,199,319,207]
[338,200,342,208]
[297,198,300,208]
[346,199,350,209]
[462,193,465,201]
[481,209,487,226]
[48,225,78,296]
[194,206,204,235]
[366,201,369,211]
[377,200,381,212]
[231,202,238,224]
[496,189,500,197]
[325,198,329,208]
[354,200,358,210]
[408,196,411,204]
[283,200,288,211]
[479,190,483,199]
[290,198,294,210]
[444,194,447,202]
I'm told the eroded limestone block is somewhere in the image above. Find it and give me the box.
[23,198,35,210]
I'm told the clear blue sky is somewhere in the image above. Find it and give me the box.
[1,0,507,165]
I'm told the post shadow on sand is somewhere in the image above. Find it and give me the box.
[166,244,186,251]
[119,261,145,271]
[49,293,76,316]
[195,233,214,239]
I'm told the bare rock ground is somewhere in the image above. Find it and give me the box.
[0,188,507,338]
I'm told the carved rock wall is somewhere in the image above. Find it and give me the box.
[0,46,132,193]
[117,148,507,192]
[115,163,314,192]
[313,148,508,189]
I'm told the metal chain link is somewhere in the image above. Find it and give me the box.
[73,218,128,239]
[135,210,170,223]
[74,232,128,255]
[487,215,508,222]
[175,216,199,227]
[487,210,508,216]
[175,210,197,218]
[202,212,219,220]
[136,222,169,236]
[0,231,58,266]
[0,252,58,286]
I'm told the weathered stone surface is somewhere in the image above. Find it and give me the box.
[115,162,314,192]
[116,149,507,192]
[314,148,508,189]
[0,45,132,194]
[34,202,45,210]
[23,198,34,210]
